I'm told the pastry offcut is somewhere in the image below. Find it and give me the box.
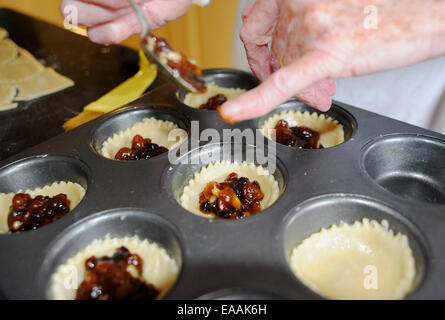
[100,117,187,159]
[0,29,74,111]
[180,161,279,218]
[261,110,344,148]
[0,39,19,66]
[0,181,86,234]
[0,84,17,105]
[183,82,246,109]
[289,218,416,300]
[49,236,179,300]
[15,68,74,101]
[0,49,44,84]
[0,28,8,40]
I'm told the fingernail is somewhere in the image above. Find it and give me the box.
[222,101,242,117]
[217,105,237,124]
[318,100,332,112]
[192,0,210,7]
[87,28,99,42]
[87,28,105,45]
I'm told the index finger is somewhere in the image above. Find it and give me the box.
[218,50,333,123]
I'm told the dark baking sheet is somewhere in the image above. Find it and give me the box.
[0,8,165,160]
[0,69,444,300]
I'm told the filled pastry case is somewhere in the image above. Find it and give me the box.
[0,67,444,300]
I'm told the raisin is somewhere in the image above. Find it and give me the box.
[275,119,289,129]
[275,127,296,146]
[132,134,146,152]
[12,193,32,211]
[198,172,264,219]
[233,177,248,198]
[76,247,160,300]
[27,196,49,216]
[225,172,239,184]
[114,135,168,161]
[292,126,320,149]
[115,147,135,160]
[199,94,228,110]
[242,183,264,204]
[274,119,322,149]
[8,193,70,232]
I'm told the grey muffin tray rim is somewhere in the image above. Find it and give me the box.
[0,68,444,300]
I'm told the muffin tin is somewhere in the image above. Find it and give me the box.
[0,68,444,299]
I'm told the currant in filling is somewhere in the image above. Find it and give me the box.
[76,246,160,300]
[114,134,168,160]
[199,94,227,110]
[8,193,70,232]
[198,172,264,219]
[274,119,323,149]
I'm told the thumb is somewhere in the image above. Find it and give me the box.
[218,51,335,123]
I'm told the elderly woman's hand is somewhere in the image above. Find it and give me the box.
[61,0,192,45]
[219,0,445,123]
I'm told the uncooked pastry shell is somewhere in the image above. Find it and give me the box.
[180,161,279,218]
[289,218,416,300]
[0,181,86,233]
[261,110,344,148]
[183,82,246,108]
[49,236,179,300]
[100,117,187,159]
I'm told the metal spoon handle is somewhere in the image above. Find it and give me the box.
[128,0,150,38]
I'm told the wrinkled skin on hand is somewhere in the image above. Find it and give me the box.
[218,0,445,123]
[61,0,192,45]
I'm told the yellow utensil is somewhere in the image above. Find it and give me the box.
[84,50,156,113]
[64,50,157,131]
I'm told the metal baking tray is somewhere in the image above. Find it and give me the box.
[0,69,444,299]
